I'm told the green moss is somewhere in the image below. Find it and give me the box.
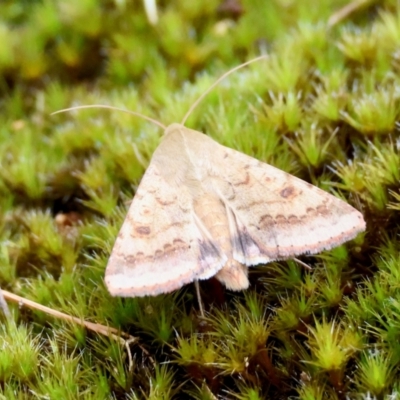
[1,0,400,398]
[0,322,40,383]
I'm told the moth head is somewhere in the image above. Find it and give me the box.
[164,123,184,136]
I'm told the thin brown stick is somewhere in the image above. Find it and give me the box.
[3,289,156,365]
[2,289,132,341]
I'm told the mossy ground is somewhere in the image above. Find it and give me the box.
[0,0,400,399]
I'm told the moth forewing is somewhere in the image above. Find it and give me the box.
[104,162,227,297]
[205,143,365,262]
[105,124,228,297]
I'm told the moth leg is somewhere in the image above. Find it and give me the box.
[194,280,205,318]
[294,257,312,270]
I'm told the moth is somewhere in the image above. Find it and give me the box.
[56,57,365,300]
[103,58,366,298]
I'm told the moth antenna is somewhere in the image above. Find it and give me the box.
[51,105,167,130]
[181,54,268,126]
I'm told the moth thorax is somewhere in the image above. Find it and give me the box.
[193,194,231,254]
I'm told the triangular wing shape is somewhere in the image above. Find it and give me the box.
[209,144,365,266]
[105,163,226,297]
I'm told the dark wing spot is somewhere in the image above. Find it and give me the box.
[235,172,250,186]
[259,214,274,228]
[316,205,330,216]
[275,214,287,224]
[135,226,151,235]
[155,197,175,206]
[280,186,295,198]
[125,255,136,264]
[198,240,221,263]
[237,230,258,251]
